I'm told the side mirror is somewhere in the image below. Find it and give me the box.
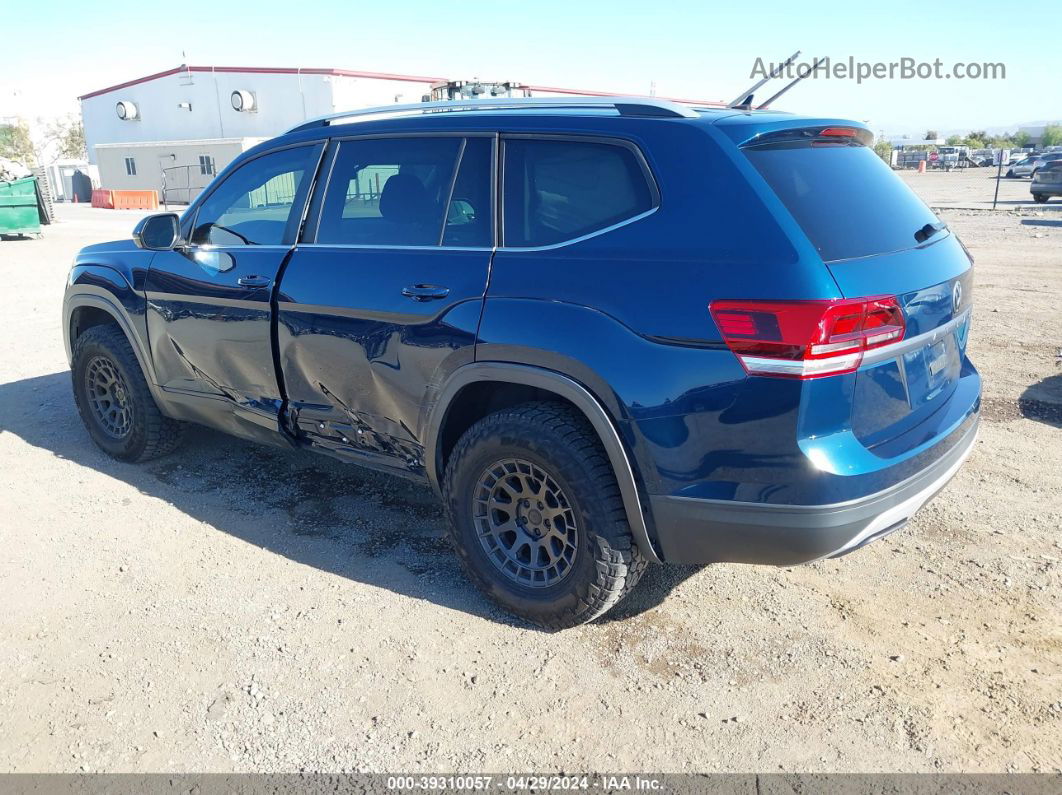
[133,213,180,250]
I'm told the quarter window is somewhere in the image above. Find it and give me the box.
[316,136,492,247]
[502,138,654,247]
[191,145,319,246]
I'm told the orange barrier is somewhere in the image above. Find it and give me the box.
[91,189,160,210]
[91,189,114,209]
[112,190,159,210]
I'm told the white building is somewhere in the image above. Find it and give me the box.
[79,65,445,202]
[1016,122,1062,147]
[80,65,726,203]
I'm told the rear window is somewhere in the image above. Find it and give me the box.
[745,143,940,262]
[502,138,655,247]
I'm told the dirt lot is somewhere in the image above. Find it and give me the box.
[1,183,1060,773]
[897,166,1055,210]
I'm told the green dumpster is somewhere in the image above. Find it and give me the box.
[0,177,42,237]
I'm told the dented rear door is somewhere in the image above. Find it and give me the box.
[275,134,494,477]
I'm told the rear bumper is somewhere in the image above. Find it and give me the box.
[650,418,979,565]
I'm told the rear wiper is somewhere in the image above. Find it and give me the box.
[914,221,948,244]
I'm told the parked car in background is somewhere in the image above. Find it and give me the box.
[1008,152,1062,178]
[1031,161,1062,202]
[61,97,981,628]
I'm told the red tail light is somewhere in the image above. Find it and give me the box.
[818,126,860,138]
[710,297,905,379]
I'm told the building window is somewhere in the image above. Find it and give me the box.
[199,155,215,176]
[124,157,136,176]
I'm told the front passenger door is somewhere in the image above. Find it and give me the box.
[145,143,323,441]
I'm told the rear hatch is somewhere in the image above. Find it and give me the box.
[741,125,975,455]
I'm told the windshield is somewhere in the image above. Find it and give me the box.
[745,143,942,262]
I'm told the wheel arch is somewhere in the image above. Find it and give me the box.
[65,293,167,410]
[425,362,662,563]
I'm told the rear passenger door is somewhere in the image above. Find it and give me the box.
[277,134,494,475]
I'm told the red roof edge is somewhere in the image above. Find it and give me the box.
[76,65,728,107]
[78,65,448,100]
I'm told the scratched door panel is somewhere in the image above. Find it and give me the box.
[276,135,493,475]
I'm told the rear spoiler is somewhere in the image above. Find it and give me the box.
[740,126,874,149]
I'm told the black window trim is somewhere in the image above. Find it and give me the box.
[186,141,326,249]
[302,131,498,251]
[497,133,661,252]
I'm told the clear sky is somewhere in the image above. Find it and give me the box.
[2,0,1059,136]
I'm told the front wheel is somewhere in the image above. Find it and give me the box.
[71,324,185,461]
[1033,194,1049,203]
[1006,169,1015,178]
[443,402,646,629]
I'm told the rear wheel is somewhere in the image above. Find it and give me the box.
[443,402,645,629]
[71,324,185,461]
[1033,194,1049,203]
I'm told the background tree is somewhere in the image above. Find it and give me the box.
[945,134,964,146]
[1012,131,1032,148]
[45,116,87,160]
[873,139,893,164]
[1041,124,1062,148]
[0,119,36,166]
[925,130,939,141]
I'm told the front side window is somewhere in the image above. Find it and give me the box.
[502,138,655,247]
[316,136,492,247]
[191,145,319,246]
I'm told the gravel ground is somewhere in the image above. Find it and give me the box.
[0,193,1059,774]
[897,167,1062,210]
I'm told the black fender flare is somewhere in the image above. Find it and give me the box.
[64,292,168,409]
[424,362,662,563]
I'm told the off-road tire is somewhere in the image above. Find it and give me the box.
[71,324,185,462]
[443,402,646,629]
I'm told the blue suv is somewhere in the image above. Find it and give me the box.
[63,97,980,628]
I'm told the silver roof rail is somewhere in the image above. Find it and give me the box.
[286,96,701,133]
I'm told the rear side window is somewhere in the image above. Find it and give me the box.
[745,143,940,262]
[502,138,655,247]
[316,136,492,247]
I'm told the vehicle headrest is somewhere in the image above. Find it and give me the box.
[379,173,432,223]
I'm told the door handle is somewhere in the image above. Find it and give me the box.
[237,275,270,288]
[401,285,450,301]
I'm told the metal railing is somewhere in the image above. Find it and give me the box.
[161,164,215,207]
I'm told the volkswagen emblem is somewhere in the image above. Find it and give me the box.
[952,281,963,312]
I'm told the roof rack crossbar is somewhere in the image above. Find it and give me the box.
[286,96,700,133]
